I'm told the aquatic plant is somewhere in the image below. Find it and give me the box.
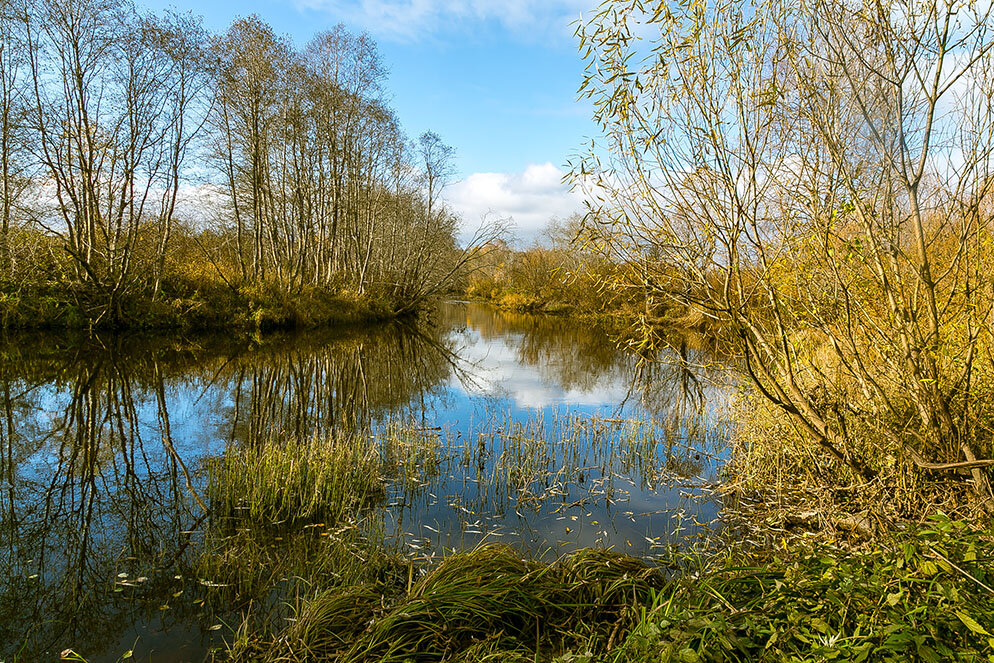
[378,421,448,495]
[206,433,384,525]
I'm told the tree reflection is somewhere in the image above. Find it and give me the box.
[446,303,728,436]
[0,306,729,662]
[0,342,203,659]
[0,322,456,661]
[444,303,622,393]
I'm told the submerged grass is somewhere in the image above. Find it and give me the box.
[378,421,447,495]
[455,410,719,509]
[201,412,716,660]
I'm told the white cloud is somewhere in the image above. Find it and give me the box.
[292,0,590,42]
[445,162,585,243]
[448,329,631,409]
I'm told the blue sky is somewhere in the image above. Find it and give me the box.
[143,0,599,241]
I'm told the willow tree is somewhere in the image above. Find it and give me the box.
[574,0,994,511]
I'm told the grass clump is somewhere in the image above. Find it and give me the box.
[251,545,666,663]
[223,515,994,663]
[207,433,384,525]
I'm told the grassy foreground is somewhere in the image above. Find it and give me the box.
[201,426,994,663]
[215,518,993,662]
[621,514,994,663]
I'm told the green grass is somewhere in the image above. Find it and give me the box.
[249,544,666,663]
[612,513,994,663]
[203,420,993,663]
[215,514,993,663]
[207,433,385,526]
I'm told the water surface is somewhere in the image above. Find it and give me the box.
[0,302,729,662]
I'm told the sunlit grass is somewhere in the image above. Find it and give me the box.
[201,411,727,661]
[207,433,384,526]
[377,421,447,496]
[216,516,994,662]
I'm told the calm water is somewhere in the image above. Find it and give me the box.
[0,302,730,662]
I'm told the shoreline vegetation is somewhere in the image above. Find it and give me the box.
[0,3,501,334]
[0,277,405,331]
[221,522,994,663]
[456,218,715,347]
[0,276,400,332]
[203,425,993,663]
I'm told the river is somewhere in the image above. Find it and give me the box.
[0,302,730,662]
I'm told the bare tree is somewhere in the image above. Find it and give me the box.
[22,0,207,322]
[150,10,211,296]
[3,4,480,323]
[210,15,293,282]
[0,0,31,273]
[574,0,994,508]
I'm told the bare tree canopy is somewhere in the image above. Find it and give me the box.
[0,0,496,327]
[574,0,994,512]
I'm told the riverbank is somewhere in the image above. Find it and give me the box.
[0,280,399,332]
[219,514,993,662]
[205,417,992,662]
[461,291,715,347]
[7,301,989,663]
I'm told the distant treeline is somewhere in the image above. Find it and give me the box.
[462,216,707,335]
[0,0,484,329]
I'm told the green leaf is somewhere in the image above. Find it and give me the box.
[955,611,991,636]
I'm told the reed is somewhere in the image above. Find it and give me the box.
[207,433,384,525]
[377,421,448,495]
